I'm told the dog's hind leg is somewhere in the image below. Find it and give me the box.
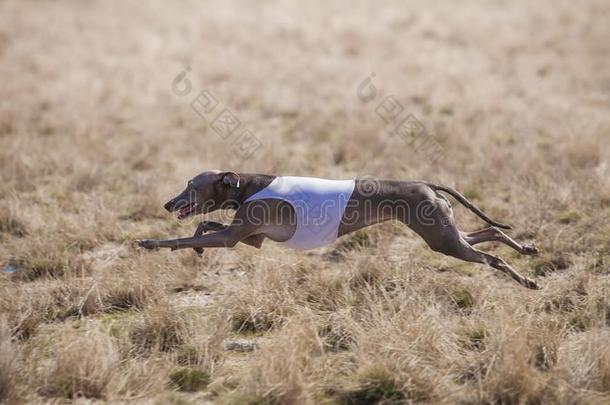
[461,227,538,255]
[445,238,540,289]
[401,193,539,289]
[410,223,540,288]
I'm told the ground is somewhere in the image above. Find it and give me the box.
[1,0,609,403]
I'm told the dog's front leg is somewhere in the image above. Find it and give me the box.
[192,222,207,256]
[138,227,246,251]
[197,221,229,232]
[192,221,229,256]
[138,203,263,252]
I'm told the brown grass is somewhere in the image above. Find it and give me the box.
[1,0,609,403]
[129,302,190,353]
[28,330,119,399]
[0,317,18,402]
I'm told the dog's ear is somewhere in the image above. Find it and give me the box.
[221,172,240,188]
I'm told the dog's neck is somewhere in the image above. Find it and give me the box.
[224,173,275,209]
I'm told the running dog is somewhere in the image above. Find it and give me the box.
[137,170,540,289]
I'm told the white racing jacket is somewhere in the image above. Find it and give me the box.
[244,176,356,250]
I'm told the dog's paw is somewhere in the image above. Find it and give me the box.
[522,277,541,290]
[136,239,159,250]
[522,244,539,255]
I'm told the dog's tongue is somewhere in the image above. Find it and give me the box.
[178,205,191,218]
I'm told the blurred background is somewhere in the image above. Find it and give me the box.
[2,0,608,186]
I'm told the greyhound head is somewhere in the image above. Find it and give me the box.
[163,170,240,219]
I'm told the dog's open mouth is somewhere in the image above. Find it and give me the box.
[176,202,198,219]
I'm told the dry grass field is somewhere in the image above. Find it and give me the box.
[1,0,610,403]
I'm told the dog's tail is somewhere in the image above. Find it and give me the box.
[426,182,512,230]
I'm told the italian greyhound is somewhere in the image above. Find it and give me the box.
[137,170,540,289]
